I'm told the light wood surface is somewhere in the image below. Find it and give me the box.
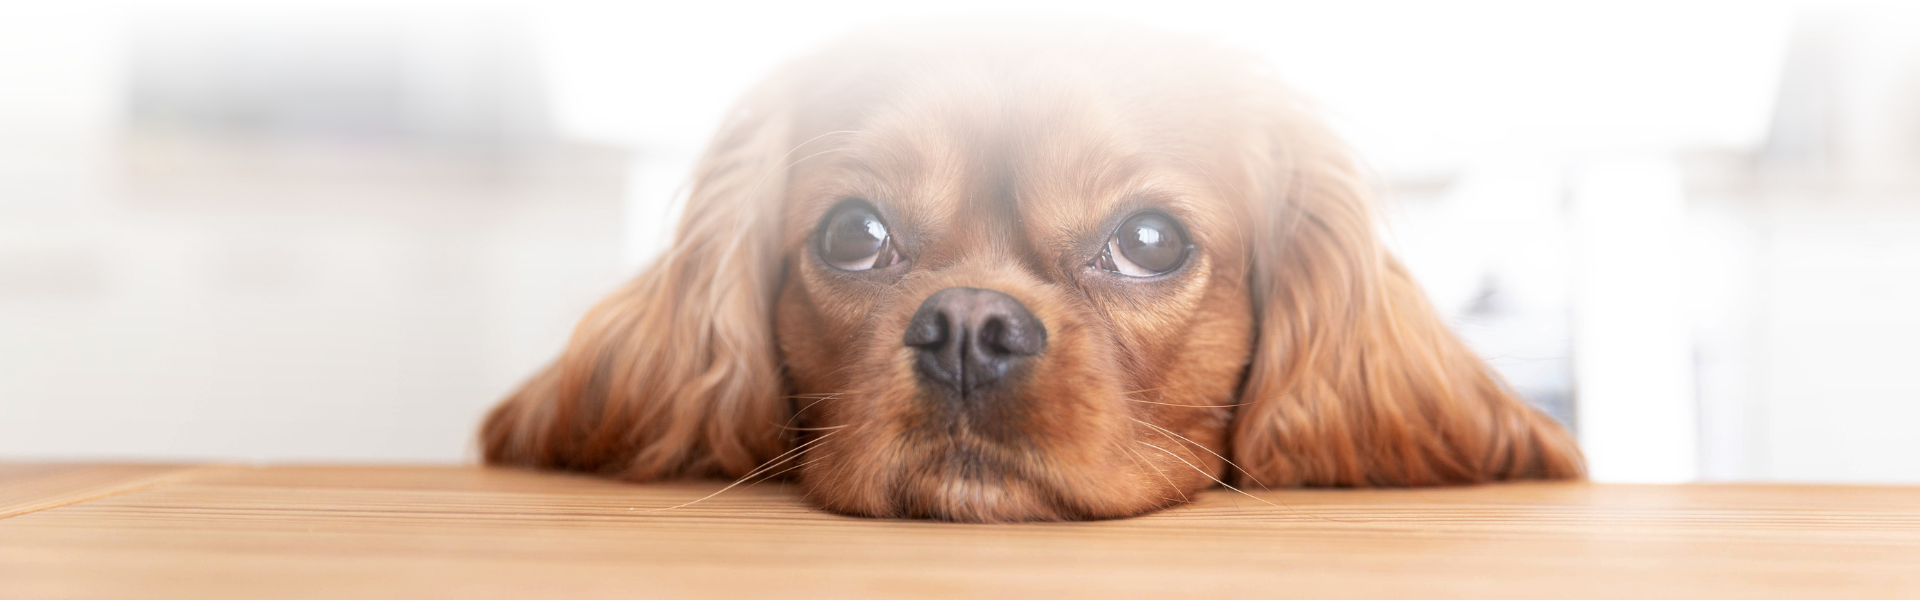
[0,463,202,520]
[1,464,1916,598]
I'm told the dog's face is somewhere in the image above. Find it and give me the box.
[773,58,1257,519]
[482,25,1584,522]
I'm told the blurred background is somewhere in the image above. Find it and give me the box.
[2,0,1915,484]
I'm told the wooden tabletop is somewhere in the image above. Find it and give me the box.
[1,464,1916,599]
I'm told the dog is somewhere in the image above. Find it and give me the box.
[480,21,1584,522]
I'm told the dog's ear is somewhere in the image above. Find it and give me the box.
[1228,91,1585,487]
[480,85,794,481]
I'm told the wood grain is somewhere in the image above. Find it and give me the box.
[0,463,202,519]
[1,464,1916,599]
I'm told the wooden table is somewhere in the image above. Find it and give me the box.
[2,464,1916,598]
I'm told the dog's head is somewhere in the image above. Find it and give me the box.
[482,23,1583,522]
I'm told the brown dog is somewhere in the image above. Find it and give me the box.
[480,22,1584,522]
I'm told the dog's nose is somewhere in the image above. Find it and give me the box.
[903,287,1047,398]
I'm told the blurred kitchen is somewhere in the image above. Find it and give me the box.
[2,0,1915,484]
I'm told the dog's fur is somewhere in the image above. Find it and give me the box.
[480,23,1584,522]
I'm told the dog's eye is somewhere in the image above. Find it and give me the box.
[818,203,904,271]
[1095,212,1188,277]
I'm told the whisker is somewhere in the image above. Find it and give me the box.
[775,392,844,435]
[1130,417,1267,489]
[1135,439,1282,509]
[743,454,828,489]
[634,430,840,513]
[738,429,840,481]
[1134,440,1351,523]
[1127,399,1250,409]
[774,423,849,432]
[1115,442,1181,505]
[1118,387,1246,408]
[1124,444,1188,504]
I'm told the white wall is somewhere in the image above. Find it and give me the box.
[0,5,630,462]
[6,0,1920,483]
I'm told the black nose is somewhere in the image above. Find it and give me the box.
[903,287,1047,398]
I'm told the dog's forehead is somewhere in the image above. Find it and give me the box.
[788,56,1234,255]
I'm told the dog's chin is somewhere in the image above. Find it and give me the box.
[801,431,1180,523]
[798,441,1055,522]
[894,442,1072,522]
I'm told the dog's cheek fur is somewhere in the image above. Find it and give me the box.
[1118,261,1256,493]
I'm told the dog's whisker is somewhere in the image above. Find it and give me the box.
[1116,388,1248,409]
[1127,399,1250,409]
[1134,439,1285,511]
[744,454,829,490]
[635,430,840,514]
[735,429,840,481]
[1135,424,1218,485]
[638,433,839,514]
[1115,442,1181,505]
[774,423,849,432]
[775,392,847,435]
[1132,440,1350,523]
[714,432,837,490]
[1123,443,1188,504]
[1128,418,1210,464]
[1130,417,1268,489]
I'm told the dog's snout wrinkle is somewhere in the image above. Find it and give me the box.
[905,287,1046,399]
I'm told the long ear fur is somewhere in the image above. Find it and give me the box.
[1230,90,1585,487]
[479,85,793,481]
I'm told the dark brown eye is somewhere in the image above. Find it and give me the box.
[1096,212,1187,276]
[818,202,903,271]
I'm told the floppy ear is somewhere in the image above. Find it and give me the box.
[1229,93,1585,487]
[479,86,793,481]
